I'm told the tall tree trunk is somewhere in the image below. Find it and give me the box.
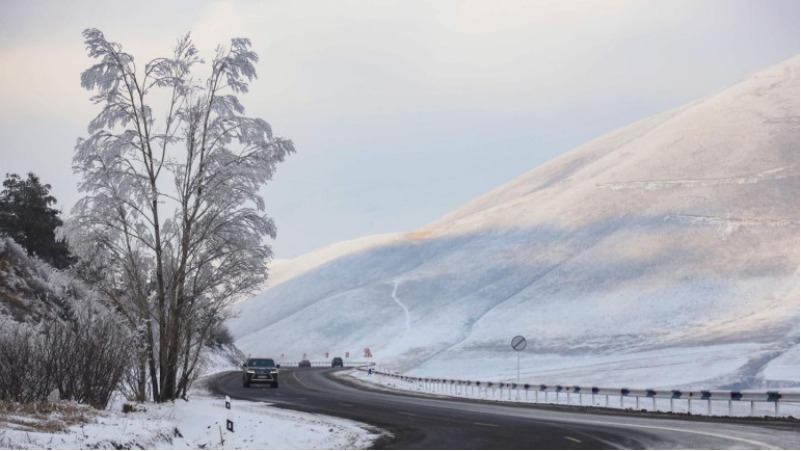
[146,321,160,401]
[136,345,147,401]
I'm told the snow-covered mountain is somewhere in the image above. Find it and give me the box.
[230,56,800,390]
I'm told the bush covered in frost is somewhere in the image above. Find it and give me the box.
[0,236,132,408]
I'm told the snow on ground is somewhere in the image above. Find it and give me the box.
[761,343,801,382]
[231,56,800,394]
[404,343,761,389]
[0,374,382,450]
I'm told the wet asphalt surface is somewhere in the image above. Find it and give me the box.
[210,367,799,449]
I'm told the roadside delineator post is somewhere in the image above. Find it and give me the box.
[224,395,234,433]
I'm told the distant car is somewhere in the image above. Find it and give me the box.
[331,357,344,368]
[298,359,311,368]
[242,357,279,388]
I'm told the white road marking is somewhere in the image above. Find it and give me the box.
[566,418,780,450]
[564,436,582,444]
[474,422,499,428]
[291,371,313,391]
[397,411,416,416]
[339,403,353,407]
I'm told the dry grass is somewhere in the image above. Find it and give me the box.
[404,229,433,241]
[0,400,96,433]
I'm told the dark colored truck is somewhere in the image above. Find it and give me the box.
[242,357,279,388]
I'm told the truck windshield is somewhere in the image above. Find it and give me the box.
[247,359,275,367]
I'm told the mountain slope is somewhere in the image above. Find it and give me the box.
[230,56,799,390]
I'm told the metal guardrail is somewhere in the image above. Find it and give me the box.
[279,360,373,367]
[357,368,799,417]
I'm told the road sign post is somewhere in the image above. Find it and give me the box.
[511,335,527,383]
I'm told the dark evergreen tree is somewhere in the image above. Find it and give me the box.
[0,173,74,268]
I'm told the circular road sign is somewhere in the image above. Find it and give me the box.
[511,335,527,351]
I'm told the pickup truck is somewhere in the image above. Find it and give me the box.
[242,357,280,388]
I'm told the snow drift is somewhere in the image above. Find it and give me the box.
[230,56,800,390]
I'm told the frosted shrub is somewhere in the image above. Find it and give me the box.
[0,310,131,409]
[0,321,52,403]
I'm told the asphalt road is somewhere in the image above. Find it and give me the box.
[211,367,799,449]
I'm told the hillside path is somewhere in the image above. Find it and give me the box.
[392,279,411,340]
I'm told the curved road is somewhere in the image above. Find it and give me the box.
[211,367,799,449]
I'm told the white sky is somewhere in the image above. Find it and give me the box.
[0,0,798,258]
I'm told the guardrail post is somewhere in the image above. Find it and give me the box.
[605,394,609,407]
[635,396,639,410]
[767,392,781,417]
[728,400,732,416]
[689,398,692,414]
[670,398,674,412]
[750,401,754,417]
[707,399,711,416]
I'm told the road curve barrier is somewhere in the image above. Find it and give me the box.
[279,360,372,368]
[354,367,799,418]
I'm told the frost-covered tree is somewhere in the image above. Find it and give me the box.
[63,29,294,402]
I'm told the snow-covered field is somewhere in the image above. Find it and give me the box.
[0,374,382,450]
[230,56,800,393]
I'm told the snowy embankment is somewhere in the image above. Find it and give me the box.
[231,56,800,393]
[0,373,381,450]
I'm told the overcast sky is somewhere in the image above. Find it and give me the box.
[0,0,798,258]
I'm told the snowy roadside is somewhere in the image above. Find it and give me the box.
[0,369,383,450]
[345,368,800,419]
